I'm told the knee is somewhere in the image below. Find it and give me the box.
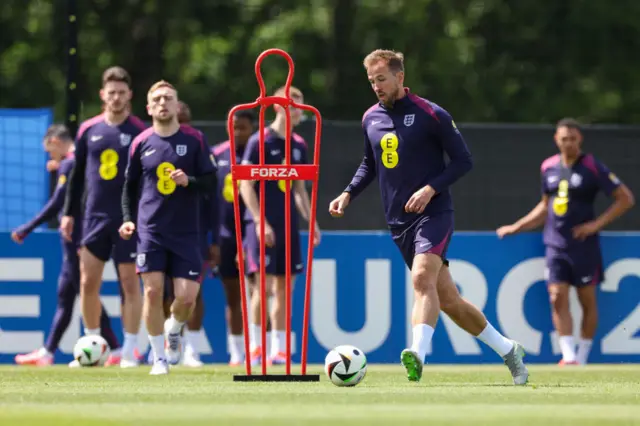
[174,286,198,309]
[144,284,164,305]
[412,266,436,295]
[120,277,141,298]
[80,276,99,294]
[549,287,568,310]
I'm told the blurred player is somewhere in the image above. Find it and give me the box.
[240,86,321,366]
[12,124,121,366]
[497,118,634,365]
[120,81,217,375]
[212,109,257,366]
[60,67,146,368]
[329,49,528,385]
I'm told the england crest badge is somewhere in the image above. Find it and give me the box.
[403,114,415,127]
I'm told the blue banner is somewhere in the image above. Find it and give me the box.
[0,231,638,364]
[0,108,53,231]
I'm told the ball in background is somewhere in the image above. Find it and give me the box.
[324,345,367,387]
[73,335,110,367]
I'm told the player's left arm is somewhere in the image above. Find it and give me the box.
[574,165,635,239]
[180,136,217,193]
[12,162,72,243]
[405,108,473,213]
[427,109,473,195]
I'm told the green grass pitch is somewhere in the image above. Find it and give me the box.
[0,364,639,425]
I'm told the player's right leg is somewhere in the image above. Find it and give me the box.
[145,277,173,365]
[113,236,143,368]
[79,247,107,335]
[78,221,114,335]
[137,238,171,374]
[395,214,451,382]
[219,235,248,365]
[244,223,272,366]
[15,251,77,366]
[401,252,442,382]
[546,247,577,365]
[248,272,273,366]
[141,271,169,375]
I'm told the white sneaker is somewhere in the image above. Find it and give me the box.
[182,349,204,368]
[503,341,529,386]
[68,360,81,368]
[120,357,140,368]
[164,320,183,365]
[149,358,169,375]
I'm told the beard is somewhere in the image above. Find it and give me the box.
[154,114,175,124]
[381,87,402,108]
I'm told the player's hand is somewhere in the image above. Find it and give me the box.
[170,169,189,187]
[313,223,322,247]
[119,221,136,240]
[46,160,60,172]
[572,221,600,241]
[329,193,351,217]
[255,221,276,247]
[60,216,74,242]
[405,185,435,214]
[496,224,519,239]
[208,244,221,269]
[11,231,25,244]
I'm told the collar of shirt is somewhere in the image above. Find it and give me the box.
[378,87,414,111]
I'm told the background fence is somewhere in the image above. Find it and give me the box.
[196,119,640,231]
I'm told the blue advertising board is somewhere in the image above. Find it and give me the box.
[0,231,638,364]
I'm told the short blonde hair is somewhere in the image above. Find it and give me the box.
[363,49,404,74]
[274,85,303,99]
[147,80,177,100]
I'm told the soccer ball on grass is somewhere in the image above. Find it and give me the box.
[73,335,110,366]
[324,345,367,387]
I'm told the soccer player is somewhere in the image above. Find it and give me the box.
[60,67,146,368]
[212,109,257,366]
[120,81,217,375]
[12,124,121,366]
[497,118,634,365]
[329,49,528,385]
[240,86,321,366]
[155,100,213,367]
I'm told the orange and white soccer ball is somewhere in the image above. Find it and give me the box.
[73,335,110,367]
[324,345,367,387]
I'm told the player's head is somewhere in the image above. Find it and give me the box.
[230,110,255,145]
[100,66,132,115]
[273,86,304,127]
[42,124,73,161]
[363,49,405,107]
[177,101,191,124]
[146,80,179,124]
[554,118,583,158]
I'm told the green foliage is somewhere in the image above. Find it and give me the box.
[1,0,639,123]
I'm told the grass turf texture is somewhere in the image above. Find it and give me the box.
[0,364,639,425]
